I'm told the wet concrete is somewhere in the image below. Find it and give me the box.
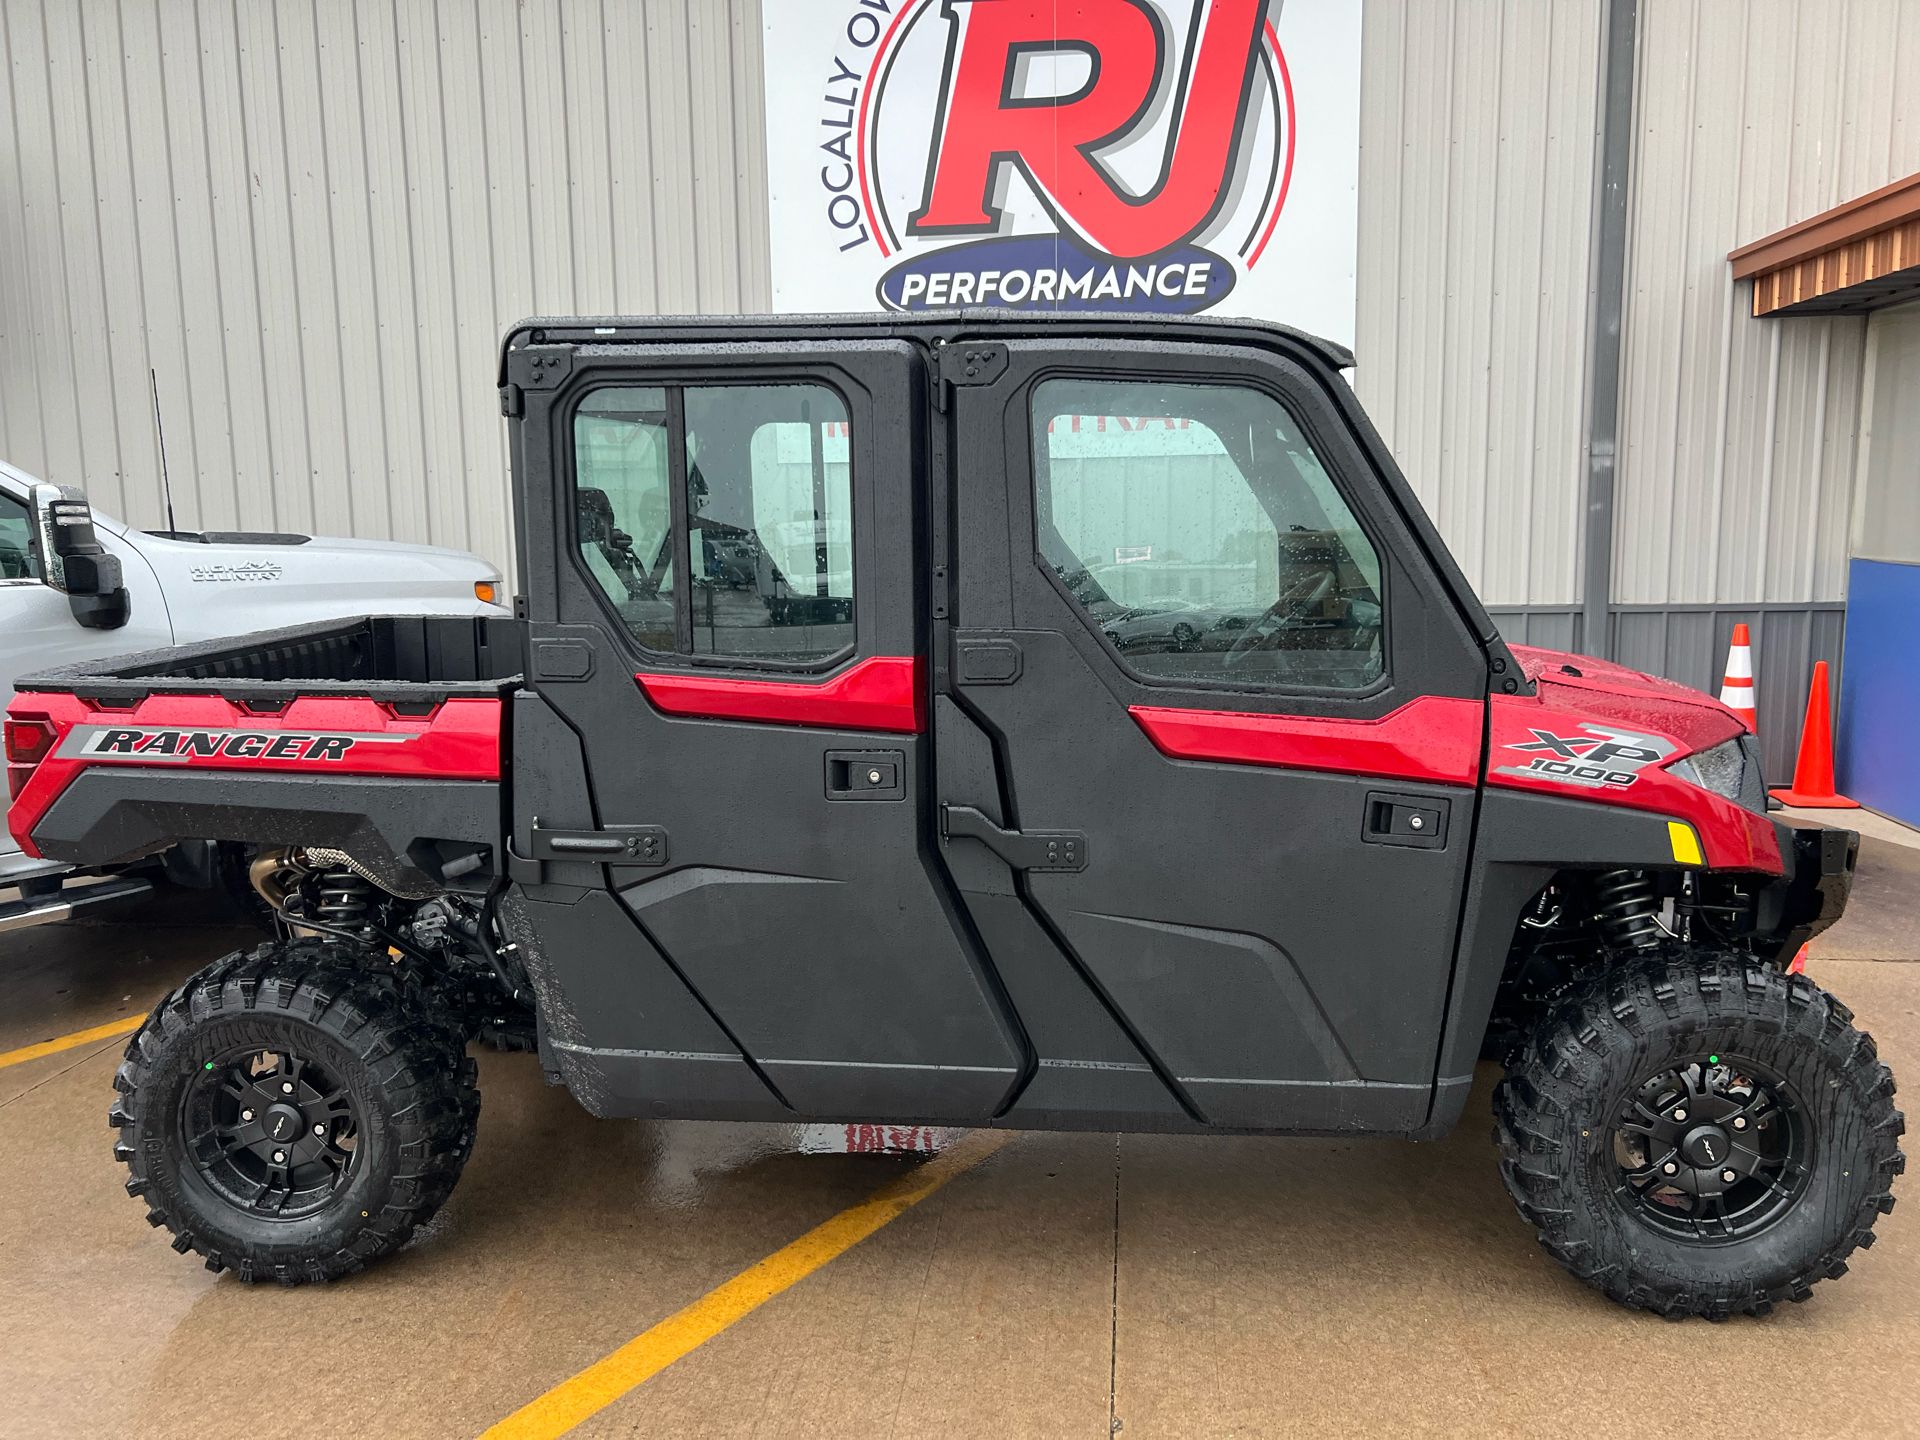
[1,848,1916,1440]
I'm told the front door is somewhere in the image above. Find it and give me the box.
[939,336,1490,1131]
[514,334,1024,1123]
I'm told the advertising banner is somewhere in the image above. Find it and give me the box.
[761,0,1362,346]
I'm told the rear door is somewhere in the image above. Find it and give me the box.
[939,335,1490,1132]
[511,334,1024,1122]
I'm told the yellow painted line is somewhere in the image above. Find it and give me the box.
[0,1013,141,1071]
[483,1128,1011,1440]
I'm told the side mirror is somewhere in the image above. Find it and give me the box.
[28,483,129,629]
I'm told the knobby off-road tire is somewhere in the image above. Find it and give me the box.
[1494,949,1904,1319]
[111,939,479,1284]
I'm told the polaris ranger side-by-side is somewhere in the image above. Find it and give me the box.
[7,315,1900,1315]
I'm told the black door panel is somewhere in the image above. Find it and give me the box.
[501,887,782,1122]
[930,694,1187,1129]
[516,341,1027,1123]
[617,854,1020,1119]
[957,629,1475,1102]
[941,338,1489,1132]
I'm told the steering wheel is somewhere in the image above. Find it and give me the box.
[1224,569,1336,669]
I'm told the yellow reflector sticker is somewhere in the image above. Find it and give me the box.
[1668,820,1704,867]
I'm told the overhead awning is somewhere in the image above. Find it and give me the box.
[1730,171,1920,317]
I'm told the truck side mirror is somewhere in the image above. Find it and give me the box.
[29,483,130,630]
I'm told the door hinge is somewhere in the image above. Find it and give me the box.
[499,383,523,418]
[938,341,1008,388]
[941,804,1086,872]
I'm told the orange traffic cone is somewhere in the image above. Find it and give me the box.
[1768,661,1859,808]
[1719,623,1757,732]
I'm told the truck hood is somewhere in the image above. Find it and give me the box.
[1507,643,1747,751]
[101,515,504,623]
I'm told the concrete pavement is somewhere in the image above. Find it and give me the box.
[1,844,1916,1440]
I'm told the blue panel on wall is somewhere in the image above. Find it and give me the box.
[1838,558,1920,827]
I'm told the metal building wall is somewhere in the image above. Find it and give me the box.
[0,0,771,576]
[1615,0,1920,610]
[1353,0,1604,608]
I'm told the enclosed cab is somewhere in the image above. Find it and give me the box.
[7,314,1898,1315]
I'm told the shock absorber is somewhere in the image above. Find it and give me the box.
[1593,869,1661,950]
[313,866,374,928]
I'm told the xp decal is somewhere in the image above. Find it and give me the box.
[1494,725,1676,792]
[762,0,1362,344]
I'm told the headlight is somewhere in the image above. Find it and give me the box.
[1669,734,1767,814]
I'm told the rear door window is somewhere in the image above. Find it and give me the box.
[570,382,854,667]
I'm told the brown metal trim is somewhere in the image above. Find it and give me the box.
[1729,170,1920,279]
[1748,217,1920,317]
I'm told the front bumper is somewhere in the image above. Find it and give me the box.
[1760,821,1859,965]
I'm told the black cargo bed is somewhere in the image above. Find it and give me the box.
[17,616,526,706]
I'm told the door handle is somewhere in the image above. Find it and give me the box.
[826,749,905,800]
[1362,791,1449,849]
[505,820,669,883]
[941,805,1088,872]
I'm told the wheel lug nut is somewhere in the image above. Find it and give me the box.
[272,1150,287,1164]
[1732,1117,1748,1130]
[281,1082,295,1094]
[240,1109,254,1122]
[313,1123,326,1136]
[1663,1161,1679,1174]
[1672,1108,1687,1122]
[1722,1169,1738,1183]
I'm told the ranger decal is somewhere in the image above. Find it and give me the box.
[59,725,410,765]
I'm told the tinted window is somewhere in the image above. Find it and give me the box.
[0,491,34,579]
[1032,378,1384,690]
[574,387,675,650]
[685,385,853,662]
[572,382,854,666]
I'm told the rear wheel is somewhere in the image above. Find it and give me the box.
[111,939,478,1283]
[1494,950,1904,1318]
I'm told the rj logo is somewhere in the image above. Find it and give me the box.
[909,0,1268,258]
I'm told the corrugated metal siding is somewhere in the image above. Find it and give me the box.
[0,0,771,575]
[1615,0,1920,605]
[1354,0,1603,607]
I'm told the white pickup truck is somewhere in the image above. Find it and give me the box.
[0,458,506,929]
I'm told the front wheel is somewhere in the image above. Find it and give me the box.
[1494,951,1904,1318]
[110,940,478,1283]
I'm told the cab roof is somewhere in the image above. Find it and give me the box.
[497,310,1356,383]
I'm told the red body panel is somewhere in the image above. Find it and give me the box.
[5,692,502,859]
[634,656,925,734]
[1128,695,1484,787]
[1130,653,1779,874]
[1487,692,1781,873]
[1509,644,1748,748]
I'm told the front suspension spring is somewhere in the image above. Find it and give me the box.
[1593,868,1661,950]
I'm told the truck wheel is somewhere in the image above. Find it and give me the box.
[109,939,479,1283]
[1493,950,1904,1318]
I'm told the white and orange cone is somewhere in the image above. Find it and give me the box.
[1719,623,1758,732]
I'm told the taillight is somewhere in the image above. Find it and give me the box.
[5,718,56,799]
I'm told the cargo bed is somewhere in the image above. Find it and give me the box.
[15,615,525,705]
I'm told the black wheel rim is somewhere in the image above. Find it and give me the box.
[181,1046,361,1219]
[1610,1056,1810,1244]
